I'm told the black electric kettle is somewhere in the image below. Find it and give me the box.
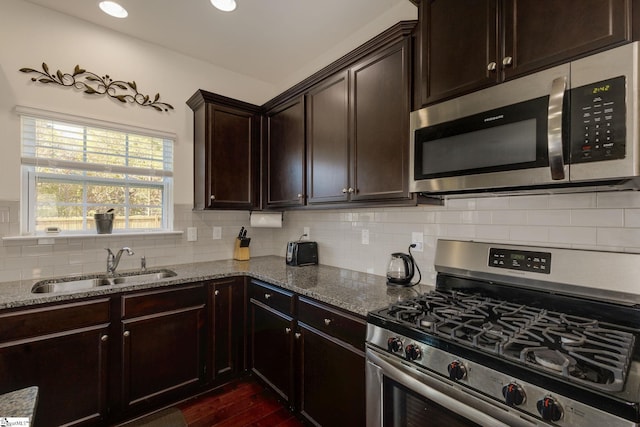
[386,244,421,287]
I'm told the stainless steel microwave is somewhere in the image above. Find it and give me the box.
[410,42,640,196]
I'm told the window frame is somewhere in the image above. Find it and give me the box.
[18,106,175,236]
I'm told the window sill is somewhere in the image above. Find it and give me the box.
[2,230,184,243]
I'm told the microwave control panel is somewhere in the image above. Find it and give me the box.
[570,76,626,163]
[489,248,551,274]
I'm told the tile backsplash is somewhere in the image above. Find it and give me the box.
[2,190,640,283]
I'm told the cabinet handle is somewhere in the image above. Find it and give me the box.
[285,327,292,334]
[487,61,497,71]
[210,195,216,201]
[101,334,109,342]
[324,318,332,326]
[502,56,513,67]
[123,330,130,337]
[295,332,301,339]
[264,293,271,299]
[214,290,220,296]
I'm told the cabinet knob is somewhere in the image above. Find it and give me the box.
[210,195,216,201]
[342,188,348,194]
[487,61,497,71]
[101,334,109,342]
[123,330,130,337]
[295,332,301,339]
[214,290,219,296]
[297,193,303,199]
[348,187,355,194]
[503,56,513,66]
[264,293,271,299]
[285,327,292,334]
[324,318,332,326]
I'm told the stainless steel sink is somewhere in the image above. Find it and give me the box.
[31,269,177,293]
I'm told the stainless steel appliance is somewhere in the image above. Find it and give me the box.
[386,245,421,287]
[285,240,319,266]
[366,239,640,426]
[410,42,640,196]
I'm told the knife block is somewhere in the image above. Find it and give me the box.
[233,237,250,261]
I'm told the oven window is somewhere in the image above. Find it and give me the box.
[383,377,481,427]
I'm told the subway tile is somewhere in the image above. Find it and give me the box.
[508,195,549,209]
[597,227,640,247]
[548,226,597,246]
[596,191,640,208]
[509,226,549,243]
[527,210,571,226]
[624,209,640,227]
[571,209,623,227]
[548,193,597,209]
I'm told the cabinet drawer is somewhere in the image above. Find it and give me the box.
[249,280,293,315]
[0,298,111,342]
[122,284,205,319]
[298,297,366,350]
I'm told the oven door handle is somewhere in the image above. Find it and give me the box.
[366,347,539,427]
[548,76,567,180]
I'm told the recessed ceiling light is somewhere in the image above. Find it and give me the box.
[99,1,128,18]
[210,0,237,12]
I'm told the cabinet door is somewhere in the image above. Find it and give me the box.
[0,300,110,427]
[121,286,205,413]
[306,71,350,204]
[297,324,365,426]
[350,41,411,201]
[249,300,294,406]
[266,97,306,208]
[503,0,629,80]
[210,277,245,383]
[419,0,498,105]
[206,104,259,209]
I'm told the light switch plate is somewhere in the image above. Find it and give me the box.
[362,229,369,245]
[212,227,222,240]
[187,227,197,242]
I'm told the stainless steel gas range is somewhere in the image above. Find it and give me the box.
[366,239,640,427]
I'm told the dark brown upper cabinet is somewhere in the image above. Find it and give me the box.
[306,71,350,204]
[301,22,415,207]
[417,0,631,107]
[187,91,261,210]
[265,96,306,208]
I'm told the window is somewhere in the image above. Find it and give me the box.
[20,109,174,234]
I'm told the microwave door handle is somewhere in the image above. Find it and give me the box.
[548,76,567,180]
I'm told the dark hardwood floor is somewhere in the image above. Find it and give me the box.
[176,378,304,427]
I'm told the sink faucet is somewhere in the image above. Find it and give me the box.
[105,247,134,275]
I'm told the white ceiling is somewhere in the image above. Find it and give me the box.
[22,0,417,88]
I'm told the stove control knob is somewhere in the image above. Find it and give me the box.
[405,344,422,361]
[537,396,563,422]
[502,383,526,406]
[447,360,466,381]
[387,337,403,354]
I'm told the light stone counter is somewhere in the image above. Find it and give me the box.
[0,256,434,317]
[0,386,38,422]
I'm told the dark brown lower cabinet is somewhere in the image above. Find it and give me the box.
[0,299,111,427]
[297,324,365,426]
[249,298,295,406]
[119,284,206,416]
[297,297,366,426]
[209,277,246,383]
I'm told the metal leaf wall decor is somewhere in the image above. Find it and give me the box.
[20,63,174,112]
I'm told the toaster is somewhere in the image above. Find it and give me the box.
[286,241,318,266]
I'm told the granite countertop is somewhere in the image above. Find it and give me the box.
[0,256,434,316]
[0,386,38,421]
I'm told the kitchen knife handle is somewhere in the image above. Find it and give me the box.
[548,76,567,180]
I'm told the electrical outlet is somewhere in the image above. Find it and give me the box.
[361,229,369,245]
[187,227,197,242]
[411,231,424,252]
[212,226,222,240]
[303,227,310,240]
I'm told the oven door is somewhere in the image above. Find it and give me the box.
[365,345,547,427]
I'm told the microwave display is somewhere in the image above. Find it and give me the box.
[570,76,626,164]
